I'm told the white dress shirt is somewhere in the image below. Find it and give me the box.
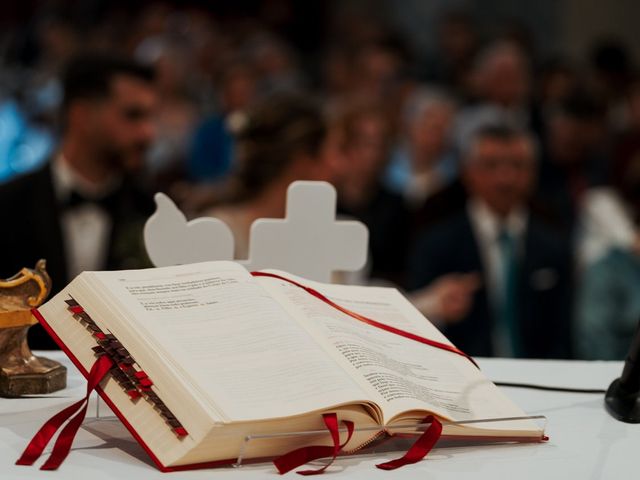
[467,199,528,356]
[51,156,119,279]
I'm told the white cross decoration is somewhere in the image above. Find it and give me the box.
[143,181,369,283]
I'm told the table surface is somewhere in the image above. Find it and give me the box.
[1,352,637,479]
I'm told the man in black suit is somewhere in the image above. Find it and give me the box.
[409,125,572,358]
[0,54,157,348]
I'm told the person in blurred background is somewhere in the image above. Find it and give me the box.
[409,125,572,358]
[384,89,458,210]
[576,150,640,359]
[612,78,640,196]
[577,79,640,269]
[573,79,640,358]
[325,35,414,138]
[201,93,330,260]
[187,59,257,185]
[536,58,579,119]
[135,37,199,189]
[577,245,640,360]
[0,53,157,348]
[422,11,478,97]
[588,39,633,132]
[535,91,610,238]
[384,90,458,231]
[455,40,535,152]
[327,100,409,285]
[246,32,305,96]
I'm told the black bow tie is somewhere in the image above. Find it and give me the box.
[61,189,119,213]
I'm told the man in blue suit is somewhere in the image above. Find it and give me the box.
[409,125,572,358]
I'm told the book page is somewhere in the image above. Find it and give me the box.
[257,272,531,425]
[86,262,371,423]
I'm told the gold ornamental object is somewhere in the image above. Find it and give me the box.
[0,259,66,396]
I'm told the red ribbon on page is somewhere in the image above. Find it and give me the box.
[253,272,466,473]
[273,413,354,475]
[16,355,114,470]
[251,271,478,368]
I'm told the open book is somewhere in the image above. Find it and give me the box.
[34,261,543,471]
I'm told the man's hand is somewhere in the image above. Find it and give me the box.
[409,273,481,325]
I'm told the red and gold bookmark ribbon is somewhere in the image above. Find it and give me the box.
[16,355,114,470]
[251,271,478,368]
[273,413,355,475]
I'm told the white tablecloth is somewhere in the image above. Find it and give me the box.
[1,352,637,479]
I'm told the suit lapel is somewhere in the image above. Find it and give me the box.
[460,210,497,354]
[30,163,69,290]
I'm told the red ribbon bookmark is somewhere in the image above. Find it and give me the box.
[16,355,114,470]
[375,415,443,470]
[251,272,478,368]
[273,413,354,475]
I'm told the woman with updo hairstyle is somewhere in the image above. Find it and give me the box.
[204,93,331,259]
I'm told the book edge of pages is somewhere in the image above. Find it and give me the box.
[33,308,238,472]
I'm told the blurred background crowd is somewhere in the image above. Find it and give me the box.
[2,0,640,360]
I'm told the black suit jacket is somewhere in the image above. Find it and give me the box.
[338,185,412,286]
[0,163,154,348]
[408,208,573,358]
